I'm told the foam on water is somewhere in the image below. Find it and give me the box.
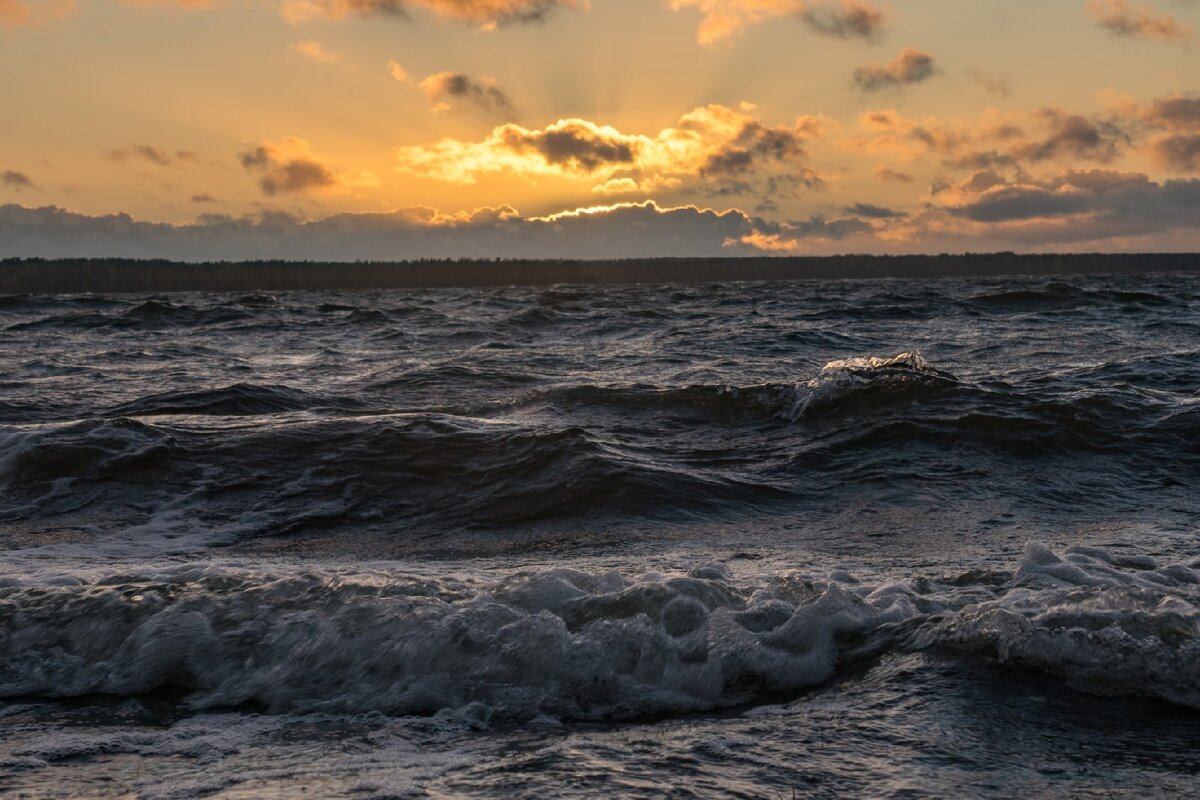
[1,544,1196,720]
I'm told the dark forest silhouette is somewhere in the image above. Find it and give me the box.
[1,253,1197,293]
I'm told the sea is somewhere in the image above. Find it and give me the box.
[1,272,1199,798]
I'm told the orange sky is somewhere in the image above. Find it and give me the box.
[2,0,1200,258]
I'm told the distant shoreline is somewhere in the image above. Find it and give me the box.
[2,253,1198,293]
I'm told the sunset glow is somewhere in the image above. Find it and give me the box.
[3,0,1200,257]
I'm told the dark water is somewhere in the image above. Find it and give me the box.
[1,273,1199,797]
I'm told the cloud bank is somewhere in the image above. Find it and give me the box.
[0,201,760,260]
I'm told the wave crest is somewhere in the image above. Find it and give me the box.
[1,544,1196,719]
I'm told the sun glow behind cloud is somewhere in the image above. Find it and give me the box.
[1,0,1200,255]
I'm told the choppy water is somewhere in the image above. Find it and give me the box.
[1,273,1199,797]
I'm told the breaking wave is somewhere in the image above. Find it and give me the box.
[1,544,1196,719]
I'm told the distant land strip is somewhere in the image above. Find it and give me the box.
[2,254,1199,293]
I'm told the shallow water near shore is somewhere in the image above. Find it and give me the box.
[2,272,1199,797]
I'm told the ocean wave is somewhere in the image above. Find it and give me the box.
[106,383,353,418]
[1,348,1195,536]
[499,351,961,423]
[0,414,774,532]
[966,282,1178,312]
[6,299,253,331]
[0,544,1195,719]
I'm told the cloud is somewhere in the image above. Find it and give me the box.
[105,145,176,166]
[0,200,765,260]
[942,150,1019,170]
[764,169,826,195]
[874,166,913,182]
[191,193,221,203]
[738,162,1200,252]
[1012,109,1128,163]
[845,105,1132,171]
[2,170,36,191]
[698,121,807,181]
[1086,0,1195,45]
[7,163,1200,259]
[666,0,884,44]
[1129,95,1200,171]
[500,120,640,170]
[967,69,1013,98]
[417,72,517,118]
[280,0,583,28]
[396,103,815,197]
[591,177,641,195]
[853,48,937,92]
[0,0,75,28]
[845,201,903,218]
[293,40,341,63]
[121,0,217,9]
[239,139,342,196]
[733,214,874,251]
[1152,135,1200,171]
[387,61,409,81]
[796,0,883,40]
[842,109,974,160]
[238,138,378,197]
[919,168,1200,246]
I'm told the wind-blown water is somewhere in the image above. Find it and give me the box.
[1,273,1199,797]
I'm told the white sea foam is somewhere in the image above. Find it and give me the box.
[0,544,1197,720]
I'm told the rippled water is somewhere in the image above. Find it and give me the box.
[1,273,1199,797]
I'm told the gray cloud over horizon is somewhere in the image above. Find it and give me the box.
[0,201,758,261]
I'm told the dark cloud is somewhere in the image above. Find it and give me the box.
[1144,96,1200,129]
[700,149,754,178]
[1086,0,1194,44]
[191,193,221,204]
[798,0,884,41]
[105,145,175,166]
[1153,135,1200,171]
[853,48,937,92]
[845,202,904,219]
[2,170,36,191]
[293,0,578,26]
[967,69,1013,98]
[960,170,1010,193]
[0,201,757,260]
[766,169,826,195]
[1132,95,1200,172]
[418,72,517,119]
[955,185,1091,223]
[239,144,339,196]
[943,150,1019,170]
[239,147,273,170]
[757,213,874,241]
[947,169,1200,227]
[699,122,807,183]
[1013,111,1127,163]
[874,167,914,183]
[499,122,639,171]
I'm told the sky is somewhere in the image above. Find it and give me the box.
[2,0,1200,259]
